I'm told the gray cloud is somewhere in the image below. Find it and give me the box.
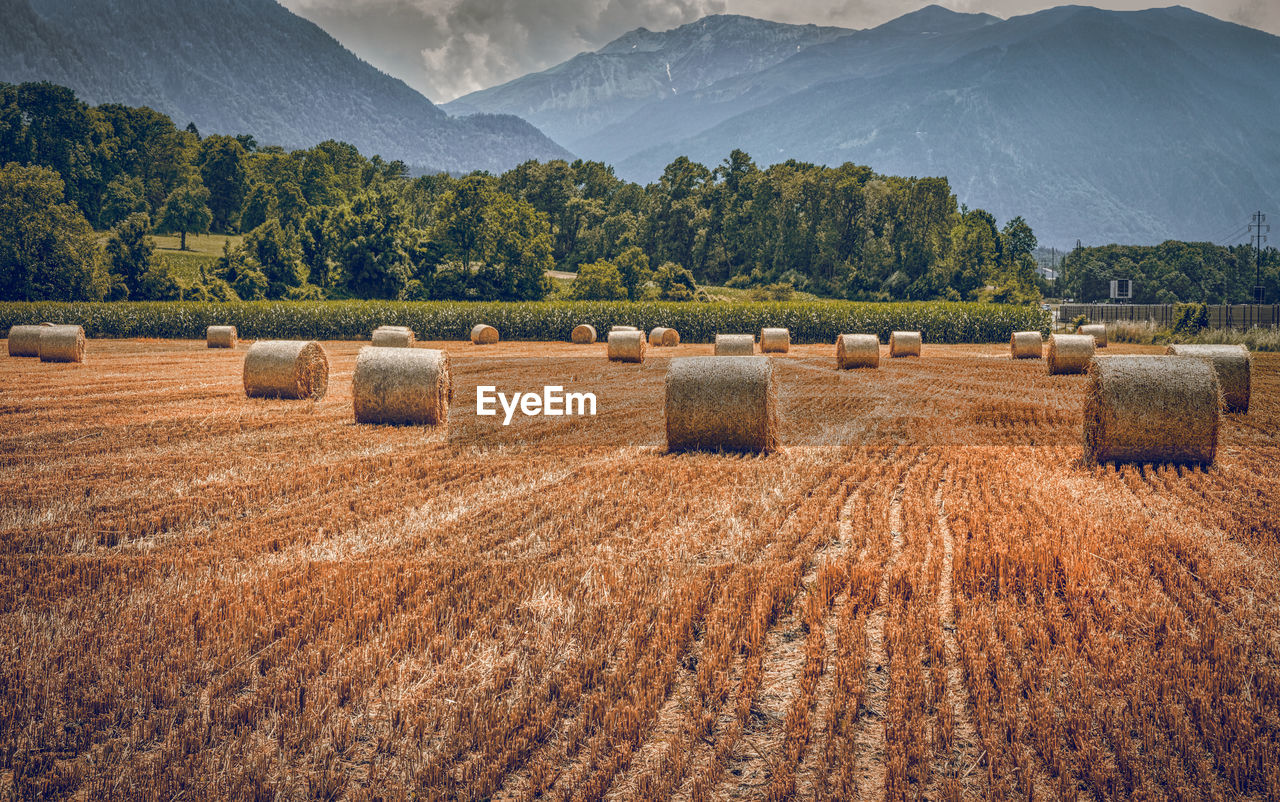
[279,0,1280,102]
[282,0,727,101]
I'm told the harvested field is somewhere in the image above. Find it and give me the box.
[2,339,1279,800]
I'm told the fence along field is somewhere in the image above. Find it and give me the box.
[2,338,1279,799]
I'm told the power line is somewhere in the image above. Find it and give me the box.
[1250,211,1269,303]
[1213,224,1250,244]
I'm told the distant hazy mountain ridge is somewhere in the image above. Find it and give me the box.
[443,14,853,151]
[448,5,1280,246]
[0,0,570,173]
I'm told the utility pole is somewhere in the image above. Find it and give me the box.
[1251,211,1269,303]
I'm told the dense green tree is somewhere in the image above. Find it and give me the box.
[136,258,184,300]
[568,260,627,300]
[433,176,492,269]
[299,207,334,290]
[157,176,212,250]
[104,212,157,298]
[239,183,275,232]
[654,262,700,301]
[481,193,554,300]
[198,135,248,232]
[99,174,148,228]
[97,103,194,214]
[243,220,306,299]
[329,190,416,299]
[0,163,107,300]
[613,246,651,301]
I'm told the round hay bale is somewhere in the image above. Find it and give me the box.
[1083,356,1219,465]
[607,330,646,363]
[571,324,597,344]
[470,324,499,345]
[207,325,238,349]
[7,325,45,357]
[38,325,85,363]
[836,334,880,369]
[760,327,791,354]
[1047,334,1095,375]
[243,340,329,400]
[889,331,921,357]
[646,327,681,347]
[714,334,755,356]
[353,347,451,425]
[371,327,415,348]
[1166,344,1251,412]
[1079,323,1107,348]
[666,356,778,453]
[1010,331,1043,359]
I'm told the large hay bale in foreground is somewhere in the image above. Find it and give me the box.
[243,340,329,400]
[607,330,646,363]
[1166,344,1252,412]
[1080,323,1108,348]
[371,326,415,348]
[1010,331,1043,359]
[1047,334,1095,375]
[760,327,790,354]
[666,356,778,453]
[470,324,499,345]
[889,331,921,357]
[38,325,85,363]
[571,324,597,344]
[353,347,451,425]
[7,325,45,357]
[1083,356,1219,465]
[836,334,880,369]
[207,325,238,349]
[715,334,755,356]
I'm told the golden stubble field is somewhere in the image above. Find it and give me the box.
[2,339,1279,801]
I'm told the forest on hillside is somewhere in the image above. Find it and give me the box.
[9,80,1268,306]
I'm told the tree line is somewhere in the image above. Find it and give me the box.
[1057,241,1279,304]
[1,81,1046,304]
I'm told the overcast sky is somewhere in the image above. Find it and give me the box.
[279,0,1280,102]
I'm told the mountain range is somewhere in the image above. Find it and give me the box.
[446,5,1280,246]
[5,0,1277,246]
[0,0,570,174]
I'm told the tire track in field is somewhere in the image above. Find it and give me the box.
[791,457,889,799]
[521,460,842,801]
[927,472,983,801]
[712,466,865,798]
[848,468,909,798]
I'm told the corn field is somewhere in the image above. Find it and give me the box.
[0,300,1049,344]
[1,338,1277,800]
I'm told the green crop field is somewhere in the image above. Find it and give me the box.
[0,300,1049,343]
